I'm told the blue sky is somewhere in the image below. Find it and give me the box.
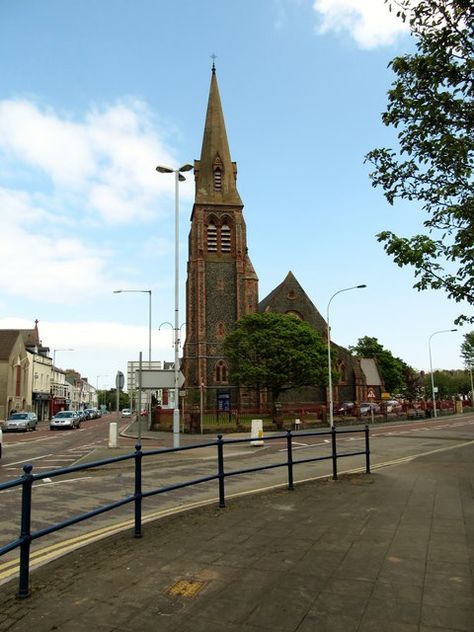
[0,0,470,390]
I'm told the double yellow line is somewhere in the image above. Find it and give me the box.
[2,438,473,584]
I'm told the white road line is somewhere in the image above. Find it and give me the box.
[0,476,93,494]
[3,454,53,467]
[35,477,93,486]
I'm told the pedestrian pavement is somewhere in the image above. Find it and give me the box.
[0,430,473,631]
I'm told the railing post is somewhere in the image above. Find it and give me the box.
[331,425,338,481]
[17,464,34,599]
[217,434,225,508]
[134,443,142,538]
[364,424,371,474]
[286,430,294,490]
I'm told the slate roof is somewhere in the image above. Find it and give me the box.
[359,358,383,385]
[0,330,22,361]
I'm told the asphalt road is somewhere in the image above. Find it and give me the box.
[1,412,473,585]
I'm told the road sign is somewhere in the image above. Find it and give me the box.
[367,388,376,399]
[136,369,185,389]
[115,371,124,391]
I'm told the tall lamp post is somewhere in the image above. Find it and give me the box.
[156,162,193,448]
[53,348,74,367]
[113,289,152,424]
[327,284,367,429]
[428,328,457,418]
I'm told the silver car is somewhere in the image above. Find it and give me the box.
[50,411,80,430]
[4,412,38,432]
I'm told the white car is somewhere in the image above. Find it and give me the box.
[121,409,131,417]
[4,412,38,432]
[50,411,80,430]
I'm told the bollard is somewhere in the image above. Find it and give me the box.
[108,422,118,448]
[250,419,264,446]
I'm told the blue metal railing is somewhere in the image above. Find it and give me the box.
[0,425,370,598]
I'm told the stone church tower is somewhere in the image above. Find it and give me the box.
[183,66,258,407]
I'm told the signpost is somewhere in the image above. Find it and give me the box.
[367,388,375,423]
[115,371,124,414]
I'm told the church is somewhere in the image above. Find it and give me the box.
[182,66,382,414]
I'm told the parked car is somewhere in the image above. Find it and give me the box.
[385,400,402,413]
[359,402,381,416]
[50,411,81,430]
[121,408,131,417]
[335,402,355,416]
[4,412,38,432]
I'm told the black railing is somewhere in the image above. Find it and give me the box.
[0,425,370,598]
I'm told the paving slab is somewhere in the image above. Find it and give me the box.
[1,440,474,632]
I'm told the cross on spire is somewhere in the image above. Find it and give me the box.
[211,53,217,73]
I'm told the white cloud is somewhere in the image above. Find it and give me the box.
[0,97,191,303]
[0,318,176,387]
[313,0,410,49]
[0,98,182,224]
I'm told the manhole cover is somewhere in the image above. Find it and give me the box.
[167,579,206,598]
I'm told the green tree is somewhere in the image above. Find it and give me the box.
[224,312,327,427]
[424,369,469,399]
[460,331,474,368]
[366,0,474,324]
[349,336,408,395]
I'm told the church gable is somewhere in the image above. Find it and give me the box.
[258,271,327,335]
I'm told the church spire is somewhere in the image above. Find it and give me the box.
[194,67,242,205]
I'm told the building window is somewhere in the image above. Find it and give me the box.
[221,222,231,252]
[15,365,21,397]
[285,310,304,321]
[214,167,222,190]
[215,361,228,383]
[207,222,217,251]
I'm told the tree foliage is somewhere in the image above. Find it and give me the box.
[460,331,474,368]
[366,0,474,324]
[224,312,328,405]
[424,368,471,398]
[349,336,409,395]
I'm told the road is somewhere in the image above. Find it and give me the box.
[1,412,474,584]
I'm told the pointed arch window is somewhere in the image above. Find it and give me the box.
[214,167,222,190]
[221,222,231,252]
[15,365,21,397]
[207,222,217,251]
[216,322,226,339]
[215,361,228,384]
[213,156,223,191]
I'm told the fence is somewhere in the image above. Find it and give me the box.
[0,425,371,599]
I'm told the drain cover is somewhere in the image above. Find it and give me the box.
[167,579,206,598]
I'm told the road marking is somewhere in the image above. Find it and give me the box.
[1,438,474,585]
[0,476,93,494]
[3,454,53,467]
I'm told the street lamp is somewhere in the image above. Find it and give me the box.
[327,284,367,429]
[53,348,74,366]
[114,289,152,424]
[428,328,457,418]
[156,162,193,448]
